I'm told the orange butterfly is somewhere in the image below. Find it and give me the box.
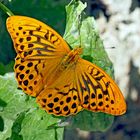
[6,16,126,116]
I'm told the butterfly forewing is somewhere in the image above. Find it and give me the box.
[7,16,70,97]
[6,16,70,60]
[77,59,126,115]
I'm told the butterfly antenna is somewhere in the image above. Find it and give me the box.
[77,14,82,48]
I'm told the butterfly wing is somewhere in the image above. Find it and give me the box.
[37,58,126,116]
[36,62,83,116]
[76,59,126,116]
[6,16,70,59]
[6,16,70,97]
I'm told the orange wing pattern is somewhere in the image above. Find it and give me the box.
[7,15,126,116]
[7,16,70,58]
[37,58,126,116]
[77,59,126,115]
[6,16,70,96]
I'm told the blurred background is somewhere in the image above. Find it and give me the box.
[0,0,140,140]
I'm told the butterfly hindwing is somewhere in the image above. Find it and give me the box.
[15,54,45,96]
[36,67,83,116]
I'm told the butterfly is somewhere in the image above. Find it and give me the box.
[6,16,126,116]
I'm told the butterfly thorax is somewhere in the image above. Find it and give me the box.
[44,47,83,87]
[61,47,82,69]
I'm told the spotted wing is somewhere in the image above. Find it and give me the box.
[6,16,70,97]
[6,16,70,59]
[14,54,63,97]
[36,64,83,116]
[37,58,126,116]
[76,59,126,116]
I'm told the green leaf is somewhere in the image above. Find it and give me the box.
[63,0,114,132]
[20,109,63,140]
[67,111,114,132]
[64,0,114,76]
[0,73,64,140]
[64,0,87,47]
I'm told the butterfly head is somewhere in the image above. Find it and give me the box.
[73,47,83,55]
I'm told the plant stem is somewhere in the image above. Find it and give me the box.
[0,2,14,16]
